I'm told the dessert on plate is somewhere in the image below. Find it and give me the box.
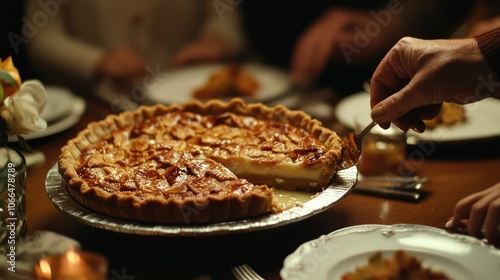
[192,63,260,99]
[424,102,466,129]
[341,250,450,280]
[58,99,342,224]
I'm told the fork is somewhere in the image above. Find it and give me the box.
[231,264,265,280]
[192,273,213,280]
[336,121,377,170]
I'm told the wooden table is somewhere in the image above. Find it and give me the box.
[23,93,500,279]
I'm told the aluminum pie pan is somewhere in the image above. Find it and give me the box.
[45,163,357,237]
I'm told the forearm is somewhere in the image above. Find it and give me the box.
[200,0,246,56]
[26,0,104,82]
[29,34,104,82]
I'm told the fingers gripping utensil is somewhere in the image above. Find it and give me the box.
[337,121,377,170]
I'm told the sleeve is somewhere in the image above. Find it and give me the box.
[198,0,246,56]
[475,27,500,78]
[25,0,105,83]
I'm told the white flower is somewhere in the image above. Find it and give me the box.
[0,80,47,135]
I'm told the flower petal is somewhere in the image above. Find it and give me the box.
[0,79,47,135]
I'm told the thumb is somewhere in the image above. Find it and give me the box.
[370,78,430,125]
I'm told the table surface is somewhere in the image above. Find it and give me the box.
[23,91,500,280]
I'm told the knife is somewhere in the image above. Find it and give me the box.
[359,175,429,185]
[356,181,422,191]
[353,185,422,202]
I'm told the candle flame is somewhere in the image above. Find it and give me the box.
[38,259,52,278]
[66,248,82,264]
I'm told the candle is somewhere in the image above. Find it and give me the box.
[33,248,108,280]
[354,114,407,176]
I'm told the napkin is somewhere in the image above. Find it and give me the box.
[0,231,81,279]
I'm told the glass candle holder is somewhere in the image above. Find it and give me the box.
[355,115,407,176]
[33,248,108,280]
[1,146,27,248]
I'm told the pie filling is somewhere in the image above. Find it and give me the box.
[59,99,342,224]
[219,159,328,190]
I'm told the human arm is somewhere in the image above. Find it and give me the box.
[92,47,148,84]
[172,0,245,67]
[26,0,148,84]
[369,30,500,132]
[290,6,405,83]
[25,0,104,83]
[290,0,474,84]
[446,183,500,247]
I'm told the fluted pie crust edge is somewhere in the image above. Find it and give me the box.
[58,98,342,224]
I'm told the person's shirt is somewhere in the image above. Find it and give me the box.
[25,0,244,86]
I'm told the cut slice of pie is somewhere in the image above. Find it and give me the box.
[192,63,260,99]
[58,99,342,224]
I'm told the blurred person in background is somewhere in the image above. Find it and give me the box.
[241,0,475,94]
[24,0,245,95]
[369,28,500,246]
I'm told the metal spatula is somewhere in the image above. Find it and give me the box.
[336,121,377,170]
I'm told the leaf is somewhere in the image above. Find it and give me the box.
[0,84,4,102]
[17,135,33,153]
[0,70,19,87]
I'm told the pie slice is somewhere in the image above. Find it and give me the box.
[192,63,259,99]
[58,99,342,224]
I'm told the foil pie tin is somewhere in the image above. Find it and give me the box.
[45,164,357,236]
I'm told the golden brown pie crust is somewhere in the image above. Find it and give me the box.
[58,99,342,224]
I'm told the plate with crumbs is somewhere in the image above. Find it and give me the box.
[145,63,292,105]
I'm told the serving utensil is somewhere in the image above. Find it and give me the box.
[337,121,377,170]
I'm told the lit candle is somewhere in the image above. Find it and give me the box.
[34,248,108,280]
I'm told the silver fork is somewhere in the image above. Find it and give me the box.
[192,273,213,280]
[231,264,265,280]
[337,121,377,170]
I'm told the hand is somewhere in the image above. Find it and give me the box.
[172,35,230,67]
[291,7,404,83]
[446,183,500,247]
[93,46,148,84]
[370,36,498,132]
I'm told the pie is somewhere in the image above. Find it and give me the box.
[424,102,466,129]
[341,250,450,280]
[192,63,259,99]
[58,99,342,224]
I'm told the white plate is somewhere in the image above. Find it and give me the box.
[335,92,500,143]
[145,63,292,105]
[45,164,357,236]
[281,224,500,280]
[8,96,86,141]
[41,86,75,123]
